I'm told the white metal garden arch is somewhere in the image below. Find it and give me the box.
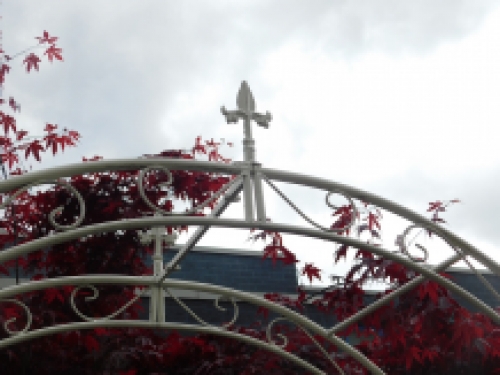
[0,81,499,374]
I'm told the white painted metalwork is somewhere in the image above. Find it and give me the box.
[0,81,498,374]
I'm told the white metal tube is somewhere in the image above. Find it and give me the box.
[0,320,327,375]
[1,217,499,326]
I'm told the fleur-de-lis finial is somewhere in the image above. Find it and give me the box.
[221,81,272,128]
[221,81,271,163]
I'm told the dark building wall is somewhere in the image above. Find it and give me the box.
[158,246,298,294]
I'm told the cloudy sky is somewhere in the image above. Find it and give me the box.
[2,1,500,287]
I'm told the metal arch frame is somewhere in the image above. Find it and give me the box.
[0,82,498,374]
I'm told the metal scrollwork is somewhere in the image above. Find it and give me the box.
[396,224,500,304]
[266,317,345,375]
[395,224,429,263]
[0,299,33,335]
[164,288,239,329]
[70,285,142,322]
[264,177,358,233]
[138,166,235,215]
[0,179,85,231]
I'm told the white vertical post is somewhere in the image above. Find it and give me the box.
[221,81,271,223]
[142,212,177,323]
[253,163,266,222]
[242,168,254,222]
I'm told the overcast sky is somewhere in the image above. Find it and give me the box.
[2,1,500,287]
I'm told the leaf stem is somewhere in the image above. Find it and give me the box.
[4,43,44,61]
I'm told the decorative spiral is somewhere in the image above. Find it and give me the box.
[266,317,345,374]
[137,166,236,215]
[266,317,289,348]
[0,179,85,231]
[394,224,500,306]
[0,299,33,335]
[395,224,429,262]
[264,177,358,233]
[164,288,239,329]
[70,285,142,321]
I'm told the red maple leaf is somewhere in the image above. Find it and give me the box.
[23,53,41,72]
[427,201,443,212]
[84,334,100,352]
[93,328,108,336]
[2,151,19,169]
[418,281,440,303]
[421,347,439,363]
[45,133,73,155]
[334,244,350,262]
[67,130,81,141]
[44,123,58,133]
[44,288,64,304]
[44,45,63,62]
[16,130,28,141]
[8,97,20,112]
[25,140,44,161]
[405,346,422,370]
[262,242,297,266]
[279,246,298,265]
[367,212,381,230]
[302,263,321,283]
[0,63,10,85]
[262,245,281,264]
[205,138,220,147]
[0,112,17,134]
[36,30,58,45]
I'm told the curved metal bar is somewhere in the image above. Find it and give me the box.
[69,284,143,322]
[0,159,243,194]
[0,320,328,375]
[264,177,358,233]
[137,166,238,216]
[0,274,384,374]
[0,299,32,335]
[0,217,499,326]
[0,179,85,231]
[0,159,496,276]
[164,288,239,329]
[267,316,345,375]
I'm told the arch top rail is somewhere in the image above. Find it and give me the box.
[0,158,244,194]
[0,158,498,277]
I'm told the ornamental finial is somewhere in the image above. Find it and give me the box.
[221,81,271,163]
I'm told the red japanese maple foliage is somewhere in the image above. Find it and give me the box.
[0,30,78,175]
[1,132,498,375]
